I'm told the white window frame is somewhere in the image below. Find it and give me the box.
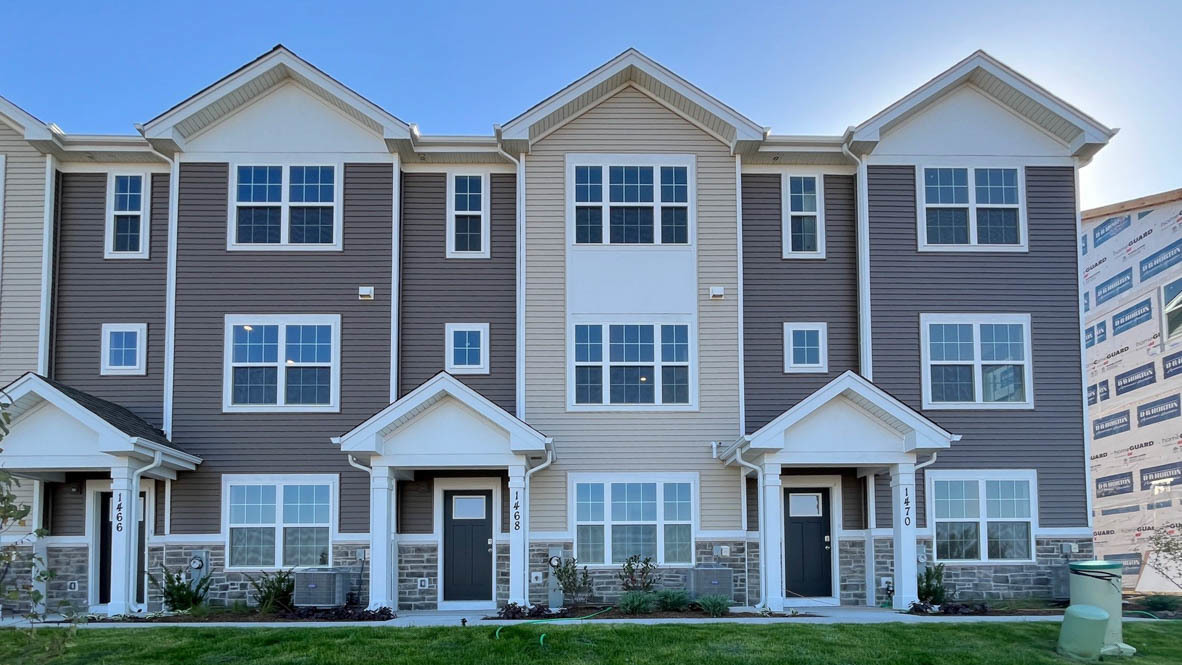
[568,472,698,568]
[100,323,147,376]
[783,322,828,373]
[926,469,1038,565]
[226,163,344,251]
[104,172,150,259]
[445,171,490,259]
[567,316,698,411]
[781,173,825,259]
[916,165,1028,252]
[444,322,490,374]
[220,473,338,571]
[1162,276,1182,347]
[920,313,1034,410]
[222,314,341,413]
[564,154,697,248]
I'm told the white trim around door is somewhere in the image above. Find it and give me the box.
[781,475,842,607]
[433,477,501,611]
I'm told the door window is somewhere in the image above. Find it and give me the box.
[788,493,823,517]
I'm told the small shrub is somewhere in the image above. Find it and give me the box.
[695,594,730,617]
[654,589,690,611]
[228,600,252,615]
[247,568,295,613]
[617,554,657,592]
[940,602,989,615]
[148,566,211,611]
[1143,595,1181,612]
[917,563,947,605]
[553,557,593,607]
[618,591,654,615]
[497,602,527,619]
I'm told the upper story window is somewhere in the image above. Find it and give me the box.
[229,164,342,251]
[928,470,1036,563]
[920,313,1033,410]
[572,474,695,566]
[919,166,1026,251]
[446,173,490,258]
[571,321,694,409]
[445,322,490,374]
[1163,276,1182,345]
[568,155,694,246]
[782,175,825,258]
[105,173,150,259]
[100,323,147,376]
[223,474,335,569]
[783,322,828,373]
[222,314,340,413]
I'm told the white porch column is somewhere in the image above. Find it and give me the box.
[106,463,137,615]
[760,463,784,611]
[507,465,527,605]
[890,462,918,610]
[368,465,397,610]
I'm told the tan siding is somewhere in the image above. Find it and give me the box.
[524,86,742,532]
[0,123,45,383]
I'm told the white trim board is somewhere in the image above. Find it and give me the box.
[433,476,501,608]
[781,475,842,603]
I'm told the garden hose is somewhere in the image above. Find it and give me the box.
[494,606,614,645]
[1123,610,1160,620]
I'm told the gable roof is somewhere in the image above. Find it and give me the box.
[498,48,768,153]
[848,50,1117,161]
[139,44,411,155]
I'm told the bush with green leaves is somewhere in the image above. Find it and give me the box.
[617,590,654,615]
[246,568,294,613]
[148,566,211,611]
[617,554,656,592]
[553,557,592,607]
[917,563,947,605]
[1143,594,1180,612]
[654,589,690,611]
[695,594,730,617]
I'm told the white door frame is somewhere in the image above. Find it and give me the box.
[433,476,500,611]
[84,478,155,612]
[781,475,842,607]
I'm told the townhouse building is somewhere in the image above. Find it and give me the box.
[0,47,1114,615]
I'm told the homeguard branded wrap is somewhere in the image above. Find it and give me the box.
[1086,326,1095,348]
[1140,236,1182,282]
[1137,394,1181,427]
[1088,384,1097,405]
[1093,410,1131,439]
[1115,362,1156,396]
[1098,380,1110,401]
[1094,214,1131,247]
[1112,299,1153,336]
[1081,234,1088,256]
[1165,350,1182,380]
[1140,461,1182,490]
[1096,268,1134,306]
[1103,552,1143,576]
[1097,471,1134,498]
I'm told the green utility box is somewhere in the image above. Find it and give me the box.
[1057,604,1109,662]
[1066,561,1136,658]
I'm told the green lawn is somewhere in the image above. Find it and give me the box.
[3,622,1180,665]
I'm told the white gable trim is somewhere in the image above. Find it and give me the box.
[0,95,55,142]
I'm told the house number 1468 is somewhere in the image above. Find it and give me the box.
[512,491,521,531]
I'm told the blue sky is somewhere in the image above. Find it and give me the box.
[2,1,1179,208]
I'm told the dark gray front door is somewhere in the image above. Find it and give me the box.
[784,487,832,598]
[442,490,493,601]
[98,491,147,605]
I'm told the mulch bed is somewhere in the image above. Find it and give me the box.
[486,607,823,620]
[88,606,395,623]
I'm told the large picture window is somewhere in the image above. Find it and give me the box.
[920,314,1033,409]
[229,164,341,250]
[572,475,695,565]
[568,155,694,246]
[918,166,1026,251]
[223,314,341,412]
[224,475,335,569]
[929,471,1036,563]
[571,321,693,408]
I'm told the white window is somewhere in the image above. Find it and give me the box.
[928,470,1037,563]
[918,166,1026,251]
[223,474,336,569]
[446,173,490,258]
[571,474,695,565]
[100,323,147,375]
[222,315,341,412]
[782,174,825,258]
[229,164,342,250]
[567,154,694,246]
[1163,276,1182,345]
[444,322,490,374]
[570,321,694,409]
[105,173,150,259]
[920,314,1033,409]
[783,322,828,373]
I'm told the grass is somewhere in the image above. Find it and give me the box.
[2,621,1180,665]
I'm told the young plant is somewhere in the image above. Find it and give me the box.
[617,554,656,592]
[1146,530,1182,592]
[246,568,294,613]
[917,563,947,605]
[148,566,212,611]
[654,589,689,611]
[617,590,654,615]
[695,594,731,617]
[553,557,593,607]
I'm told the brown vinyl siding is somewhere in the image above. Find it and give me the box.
[50,172,168,426]
[868,165,1087,528]
[398,172,516,412]
[746,469,866,531]
[169,162,393,534]
[46,476,90,536]
[741,173,858,433]
[397,471,510,534]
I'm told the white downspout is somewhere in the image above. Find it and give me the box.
[128,450,163,612]
[730,443,765,609]
[842,142,873,381]
[522,447,553,600]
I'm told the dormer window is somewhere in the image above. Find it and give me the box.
[229,164,341,250]
[568,155,694,246]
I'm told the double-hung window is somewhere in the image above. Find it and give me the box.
[573,475,694,565]
[929,471,1036,563]
[782,174,825,258]
[445,322,490,374]
[1163,276,1182,345]
[919,166,1025,250]
[783,322,828,373]
[571,322,693,408]
[225,475,335,568]
[446,173,489,258]
[223,315,341,412]
[921,314,1033,409]
[105,173,150,259]
[100,323,147,375]
[569,156,693,246]
[230,165,341,249]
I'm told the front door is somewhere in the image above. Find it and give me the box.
[784,487,832,598]
[442,490,493,601]
[98,491,147,605]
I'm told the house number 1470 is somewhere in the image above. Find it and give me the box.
[901,487,911,527]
